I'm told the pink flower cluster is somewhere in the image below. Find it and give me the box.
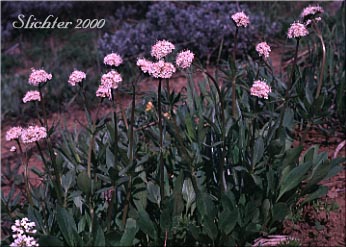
[231,11,250,28]
[250,80,272,99]
[137,58,153,73]
[21,126,47,144]
[96,85,112,99]
[137,59,176,79]
[10,218,39,247]
[68,70,86,86]
[6,127,23,141]
[287,22,309,39]
[104,53,123,67]
[176,50,195,69]
[151,40,175,60]
[256,42,271,58]
[96,71,122,99]
[138,40,194,78]
[28,68,52,86]
[300,5,324,19]
[101,70,122,89]
[23,91,41,103]
[150,60,176,79]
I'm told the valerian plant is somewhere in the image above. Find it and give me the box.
[1,4,345,247]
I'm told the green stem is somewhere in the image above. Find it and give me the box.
[251,98,258,169]
[122,176,132,226]
[232,28,239,119]
[201,70,226,192]
[279,38,300,129]
[16,140,33,206]
[38,86,63,205]
[122,81,136,226]
[313,23,326,99]
[158,79,165,200]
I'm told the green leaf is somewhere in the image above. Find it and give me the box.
[252,137,264,166]
[203,216,218,241]
[303,160,331,193]
[197,192,216,219]
[137,207,157,241]
[182,178,196,211]
[93,221,105,247]
[173,171,185,216]
[77,171,91,195]
[302,186,328,205]
[283,107,294,129]
[281,146,303,170]
[147,181,161,206]
[38,235,64,247]
[219,209,238,235]
[272,203,289,222]
[56,205,81,247]
[120,218,138,246]
[278,161,313,201]
[261,199,271,221]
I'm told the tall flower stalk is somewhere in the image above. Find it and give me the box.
[231,11,250,119]
[122,81,136,225]
[312,23,326,99]
[158,78,165,199]
[28,68,64,205]
[279,22,309,128]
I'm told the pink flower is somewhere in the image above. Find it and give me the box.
[137,58,153,74]
[28,68,52,86]
[151,40,175,60]
[6,127,23,141]
[104,53,123,67]
[96,85,112,99]
[231,11,250,28]
[23,91,41,103]
[68,70,86,86]
[149,60,176,79]
[21,126,47,143]
[256,42,271,58]
[10,146,17,152]
[176,50,194,69]
[300,5,324,20]
[101,70,122,89]
[250,80,272,99]
[10,218,38,247]
[287,22,309,39]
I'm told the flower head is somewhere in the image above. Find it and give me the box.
[23,91,41,103]
[10,146,17,152]
[21,126,47,143]
[96,85,112,100]
[151,40,175,60]
[6,127,23,141]
[68,70,86,86]
[28,68,52,86]
[10,218,39,247]
[231,11,250,28]
[176,50,194,69]
[104,53,123,67]
[137,58,153,74]
[250,80,272,99]
[256,42,271,58]
[101,70,122,89]
[149,60,176,79]
[287,22,309,39]
[300,5,324,20]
